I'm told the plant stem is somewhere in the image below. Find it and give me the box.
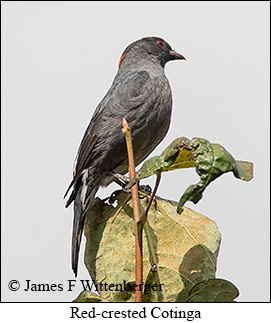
[122,118,142,302]
[138,173,161,226]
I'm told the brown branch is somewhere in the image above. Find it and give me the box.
[122,118,142,302]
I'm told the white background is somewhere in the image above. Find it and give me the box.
[1,1,270,304]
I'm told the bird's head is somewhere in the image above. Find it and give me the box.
[119,36,185,68]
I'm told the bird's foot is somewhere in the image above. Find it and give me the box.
[138,184,152,195]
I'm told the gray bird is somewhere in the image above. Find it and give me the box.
[64,36,185,276]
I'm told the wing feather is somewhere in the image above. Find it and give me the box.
[64,70,153,202]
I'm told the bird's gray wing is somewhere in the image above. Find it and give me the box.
[75,70,151,177]
[64,70,152,203]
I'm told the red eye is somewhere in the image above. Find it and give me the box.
[157,40,165,47]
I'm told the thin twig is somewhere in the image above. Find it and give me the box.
[138,173,161,226]
[122,118,142,302]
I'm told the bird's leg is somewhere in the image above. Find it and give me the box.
[111,172,152,195]
[113,173,131,186]
[112,173,131,192]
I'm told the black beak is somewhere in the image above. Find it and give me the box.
[169,50,186,60]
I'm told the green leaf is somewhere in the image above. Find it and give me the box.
[82,191,221,302]
[136,137,253,214]
[185,278,239,302]
[73,291,108,302]
[137,137,194,179]
[177,140,253,213]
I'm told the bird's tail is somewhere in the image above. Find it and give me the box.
[71,182,98,277]
[72,186,85,277]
